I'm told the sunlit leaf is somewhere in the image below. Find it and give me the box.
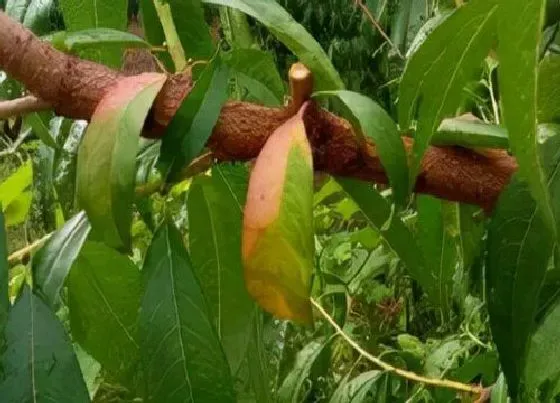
[138,220,235,402]
[0,160,33,226]
[398,0,498,188]
[433,117,509,149]
[202,0,344,91]
[68,241,142,383]
[32,211,91,308]
[76,73,166,250]
[0,210,7,343]
[242,110,314,325]
[0,286,90,402]
[159,58,229,181]
[314,90,409,205]
[188,164,255,373]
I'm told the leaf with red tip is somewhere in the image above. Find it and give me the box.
[77,73,166,250]
[242,109,314,325]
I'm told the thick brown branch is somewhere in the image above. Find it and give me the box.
[0,11,517,210]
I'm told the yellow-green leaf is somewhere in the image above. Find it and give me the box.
[76,73,166,250]
[0,160,33,226]
[242,110,314,325]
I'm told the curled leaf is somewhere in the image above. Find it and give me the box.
[242,106,314,325]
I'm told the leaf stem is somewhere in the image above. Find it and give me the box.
[310,298,484,395]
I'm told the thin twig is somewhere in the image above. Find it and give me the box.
[0,96,51,120]
[7,232,52,264]
[354,0,405,59]
[310,298,484,395]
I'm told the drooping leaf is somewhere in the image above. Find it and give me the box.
[159,58,229,181]
[336,178,428,298]
[277,339,331,402]
[313,90,409,205]
[0,210,7,341]
[58,0,128,67]
[164,0,214,60]
[76,73,166,250]
[67,241,142,383]
[526,296,560,390]
[486,174,554,397]
[398,0,498,188]
[188,164,255,373]
[416,196,462,315]
[224,48,285,106]
[242,110,314,325]
[0,286,90,402]
[499,0,554,235]
[44,28,150,54]
[0,159,33,226]
[329,371,382,403]
[202,0,344,91]
[138,220,235,402]
[32,210,91,308]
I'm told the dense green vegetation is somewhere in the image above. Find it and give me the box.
[2,0,560,402]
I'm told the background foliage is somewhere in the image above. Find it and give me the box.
[2,0,560,402]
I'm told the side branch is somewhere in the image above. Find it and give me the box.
[0,11,516,210]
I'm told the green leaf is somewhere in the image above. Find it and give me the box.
[76,73,166,250]
[486,174,554,397]
[202,0,344,91]
[68,241,142,382]
[0,210,7,341]
[0,160,33,226]
[164,0,214,60]
[188,164,255,374]
[526,296,560,389]
[5,0,60,36]
[139,0,174,71]
[277,339,331,402]
[538,54,560,123]
[243,113,314,324]
[24,112,58,149]
[336,178,428,298]
[491,373,509,403]
[59,0,128,67]
[159,59,229,182]
[224,48,285,106]
[32,211,91,308]
[398,0,498,188]
[433,117,509,149]
[313,90,409,206]
[138,220,235,402]
[44,28,150,54]
[416,196,462,316]
[329,371,381,403]
[0,286,90,402]
[499,0,554,236]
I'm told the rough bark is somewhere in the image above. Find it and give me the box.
[0,11,517,210]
